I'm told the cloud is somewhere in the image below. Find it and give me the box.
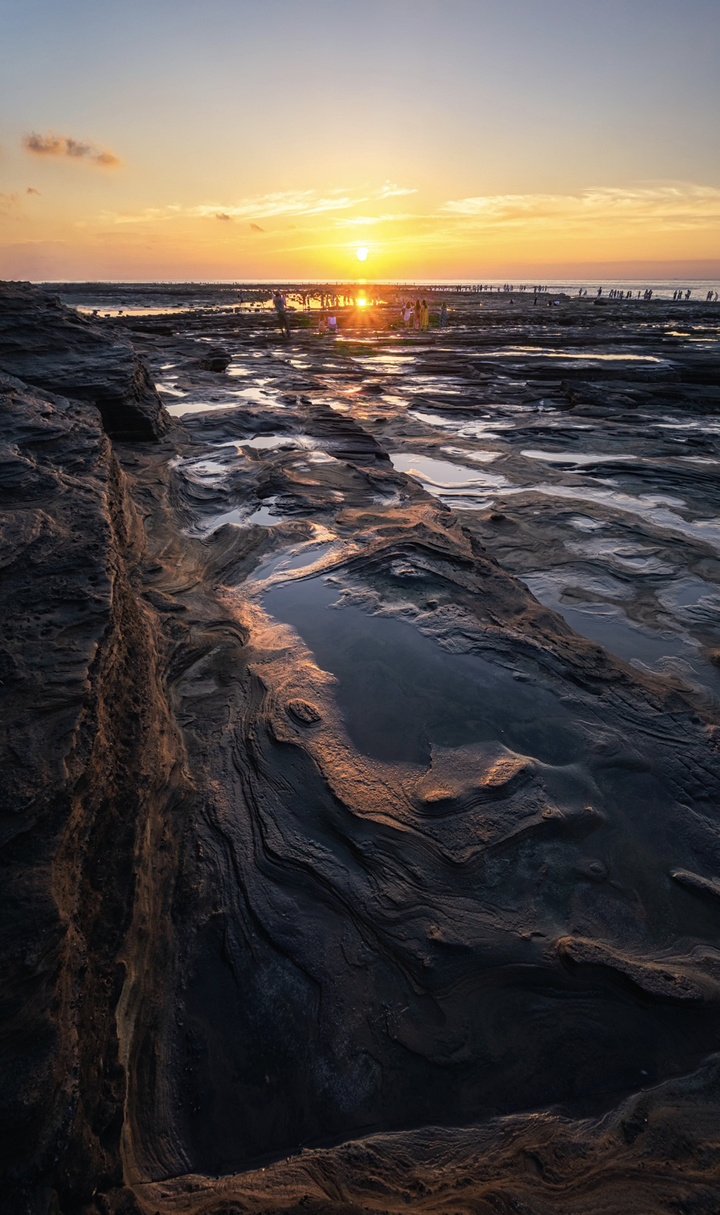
[23,132,120,167]
[215,212,232,221]
[192,188,368,221]
[376,183,418,200]
[440,183,720,231]
[108,205,183,224]
[105,182,417,226]
[26,187,40,195]
[333,213,413,228]
[0,192,18,213]
[250,222,265,232]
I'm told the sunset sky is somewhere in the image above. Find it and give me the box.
[1,0,719,281]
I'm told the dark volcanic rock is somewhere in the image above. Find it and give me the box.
[0,281,169,440]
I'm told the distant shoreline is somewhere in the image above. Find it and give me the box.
[34,277,720,287]
[29,277,720,312]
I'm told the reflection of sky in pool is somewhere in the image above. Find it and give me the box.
[263,574,584,766]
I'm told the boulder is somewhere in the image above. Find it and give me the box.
[195,344,232,372]
[0,281,169,440]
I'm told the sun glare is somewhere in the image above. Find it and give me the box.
[356,246,369,262]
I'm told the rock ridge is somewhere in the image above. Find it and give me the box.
[0,373,185,1212]
[0,282,169,441]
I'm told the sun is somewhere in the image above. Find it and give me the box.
[356,246,369,262]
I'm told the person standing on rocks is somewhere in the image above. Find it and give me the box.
[272,290,290,338]
[421,299,429,330]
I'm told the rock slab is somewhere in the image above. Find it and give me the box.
[0,281,169,441]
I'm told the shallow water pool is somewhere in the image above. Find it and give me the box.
[263,575,583,766]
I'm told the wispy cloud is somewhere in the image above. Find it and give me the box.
[106,205,183,225]
[376,183,418,200]
[26,186,40,195]
[273,182,720,257]
[104,182,417,226]
[191,183,416,221]
[333,213,413,227]
[23,132,120,167]
[441,183,720,230]
[250,222,265,232]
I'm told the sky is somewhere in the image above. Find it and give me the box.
[1,0,719,281]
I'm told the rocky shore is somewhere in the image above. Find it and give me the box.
[2,280,720,1214]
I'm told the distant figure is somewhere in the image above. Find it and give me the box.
[420,299,429,330]
[272,290,289,337]
[327,314,338,334]
[439,302,448,327]
[403,302,413,328]
[414,300,421,330]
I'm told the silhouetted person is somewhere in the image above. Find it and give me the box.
[272,290,289,337]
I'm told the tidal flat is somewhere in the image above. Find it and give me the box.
[2,281,720,1213]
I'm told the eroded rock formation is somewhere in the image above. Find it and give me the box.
[0,282,168,441]
[2,282,720,1214]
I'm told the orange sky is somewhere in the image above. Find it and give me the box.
[1,0,719,281]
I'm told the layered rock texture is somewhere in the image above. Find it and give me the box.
[0,282,168,440]
[2,282,720,1215]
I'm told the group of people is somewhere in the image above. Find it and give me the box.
[602,288,637,299]
[588,287,654,300]
[317,313,338,335]
[403,300,429,330]
[402,300,448,329]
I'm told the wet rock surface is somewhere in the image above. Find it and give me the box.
[0,282,169,440]
[4,282,720,1213]
[0,369,182,1212]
